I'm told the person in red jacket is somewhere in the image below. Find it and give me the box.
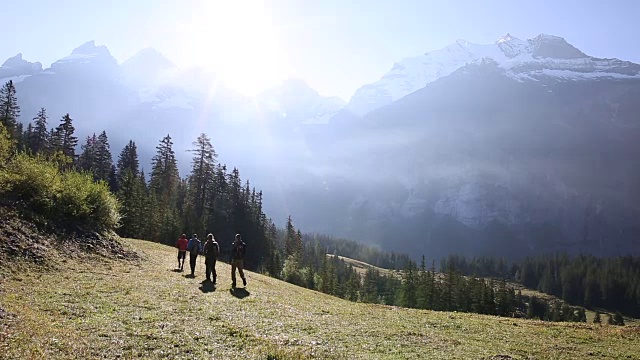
[176,234,188,271]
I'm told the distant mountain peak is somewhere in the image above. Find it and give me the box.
[0,53,43,79]
[496,33,519,44]
[48,40,118,73]
[2,53,23,66]
[123,48,174,68]
[71,40,111,57]
[347,33,639,116]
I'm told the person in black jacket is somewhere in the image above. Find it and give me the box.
[203,234,220,283]
[231,234,247,288]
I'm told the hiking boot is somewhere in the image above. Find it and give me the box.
[242,278,247,287]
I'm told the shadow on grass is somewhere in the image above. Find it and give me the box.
[230,288,250,299]
[184,274,196,279]
[171,268,183,273]
[199,280,216,293]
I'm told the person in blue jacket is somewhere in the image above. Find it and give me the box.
[186,234,202,276]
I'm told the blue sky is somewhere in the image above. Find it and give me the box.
[2,0,639,99]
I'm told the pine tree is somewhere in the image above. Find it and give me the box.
[613,312,625,326]
[285,216,300,258]
[117,140,140,179]
[117,169,145,238]
[108,164,118,192]
[94,131,113,182]
[150,134,180,196]
[78,134,97,173]
[593,311,601,324]
[416,255,428,309]
[185,133,217,234]
[54,114,78,160]
[577,308,587,322]
[30,108,49,154]
[400,260,418,308]
[149,134,181,242]
[0,80,20,137]
[49,126,62,153]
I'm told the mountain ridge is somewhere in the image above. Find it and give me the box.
[346,33,640,116]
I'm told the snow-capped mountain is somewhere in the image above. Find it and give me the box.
[347,33,640,116]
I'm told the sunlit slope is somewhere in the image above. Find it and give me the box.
[1,239,638,359]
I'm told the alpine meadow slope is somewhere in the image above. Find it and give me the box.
[1,239,639,359]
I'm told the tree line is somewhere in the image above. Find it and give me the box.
[272,217,593,324]
[440,254,640,318]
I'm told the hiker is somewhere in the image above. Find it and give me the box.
[186,234,202,276]
[231,234,247,288]
[203,233,220,283]
[175,234,188,271]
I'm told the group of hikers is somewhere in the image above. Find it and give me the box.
[175,233,247,288]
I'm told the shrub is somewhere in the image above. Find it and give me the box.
[282,255,304,286]
[0,153,120,232]
[0,123,13,164]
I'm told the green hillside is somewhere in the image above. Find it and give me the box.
[1,239,639,359]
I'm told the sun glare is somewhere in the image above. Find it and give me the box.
[177,0,290,96]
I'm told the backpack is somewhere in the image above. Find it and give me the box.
[206,241,219,258]
[234,241,246,259]
[189,239,200,255]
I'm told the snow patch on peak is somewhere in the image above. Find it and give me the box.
[496,33,518,44]
[347,33,636,116]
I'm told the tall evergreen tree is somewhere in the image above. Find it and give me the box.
[185,133,217,234]
[54,113,78,160]
[0,80,20,137]
[285,216,302,258]
[117,140,139,179]
[77,134,97,173]
[149,134,181,242]
[30,108,49,154]
[94,131,113,182]
[117,168,146,238]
